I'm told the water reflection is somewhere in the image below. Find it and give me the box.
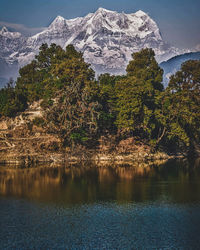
[0,159,200,205]
[1,160,200,249]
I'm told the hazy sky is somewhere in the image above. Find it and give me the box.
[0,0,200,49]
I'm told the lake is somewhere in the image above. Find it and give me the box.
[0,159,200,249]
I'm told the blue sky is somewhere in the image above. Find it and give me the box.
[0,0,200,49]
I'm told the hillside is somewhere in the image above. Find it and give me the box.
[160,51,200,87]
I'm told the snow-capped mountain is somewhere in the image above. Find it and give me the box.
[0,7,189,84]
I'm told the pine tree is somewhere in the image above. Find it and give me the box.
[115,48,164,144]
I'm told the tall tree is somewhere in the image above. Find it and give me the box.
[16,43,94,103]
[0,79,27,117]
[97,73,122,134]
[45,82,100,147]
[166,60,200,154]
[115,48,164,144]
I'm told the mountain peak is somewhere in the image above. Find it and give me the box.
[49,15,66,28]
[0,26,22,38]
[0,8,184,82]
[1,26,8,33]
[135,10,148,17]
[96,7,114,14]
[55,15,65,21]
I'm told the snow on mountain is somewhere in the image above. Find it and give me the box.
[0,26,25,56]
[0,26,22,39]
[0,7,189,83]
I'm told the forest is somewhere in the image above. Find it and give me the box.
[0,44,200,155]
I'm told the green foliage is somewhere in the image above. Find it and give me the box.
[16,43,95,103]
[1,44,199,154]
[154,90,189,151]
[45,81,101,147]
[97,73,122,133]
[0,79,27,117]
[115,48,164,144]
[126,48,163,91]
[165,60,200,151]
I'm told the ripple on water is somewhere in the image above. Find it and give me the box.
[1,198,200,249]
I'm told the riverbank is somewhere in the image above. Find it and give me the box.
[0,150,181,167]
[0,102,184,167]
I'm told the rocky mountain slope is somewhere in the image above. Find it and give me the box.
[0,8,189,85]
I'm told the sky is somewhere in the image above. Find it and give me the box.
[0,0,200,49]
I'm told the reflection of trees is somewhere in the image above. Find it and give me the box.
[0,160,200,205]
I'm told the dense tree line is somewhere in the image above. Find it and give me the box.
[0,44,199,154]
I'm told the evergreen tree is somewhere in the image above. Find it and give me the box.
[97,73,122,133]
[45,81,100,147]
[115,48,164,145]
[165,60,200,153]
[0,79,27,117]
[16,43,94,103]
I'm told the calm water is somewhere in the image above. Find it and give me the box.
[0,159,200,249]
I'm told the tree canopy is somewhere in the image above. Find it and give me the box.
[0,44,199,155]
[115,48,164,146]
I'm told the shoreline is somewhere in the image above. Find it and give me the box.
[0,101,189,167]
[0,151,184,167]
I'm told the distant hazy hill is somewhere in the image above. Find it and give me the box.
[160,51,200,87]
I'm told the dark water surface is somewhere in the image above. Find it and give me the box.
[0,159,200,249]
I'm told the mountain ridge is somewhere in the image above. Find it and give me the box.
[0,7,191,85]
